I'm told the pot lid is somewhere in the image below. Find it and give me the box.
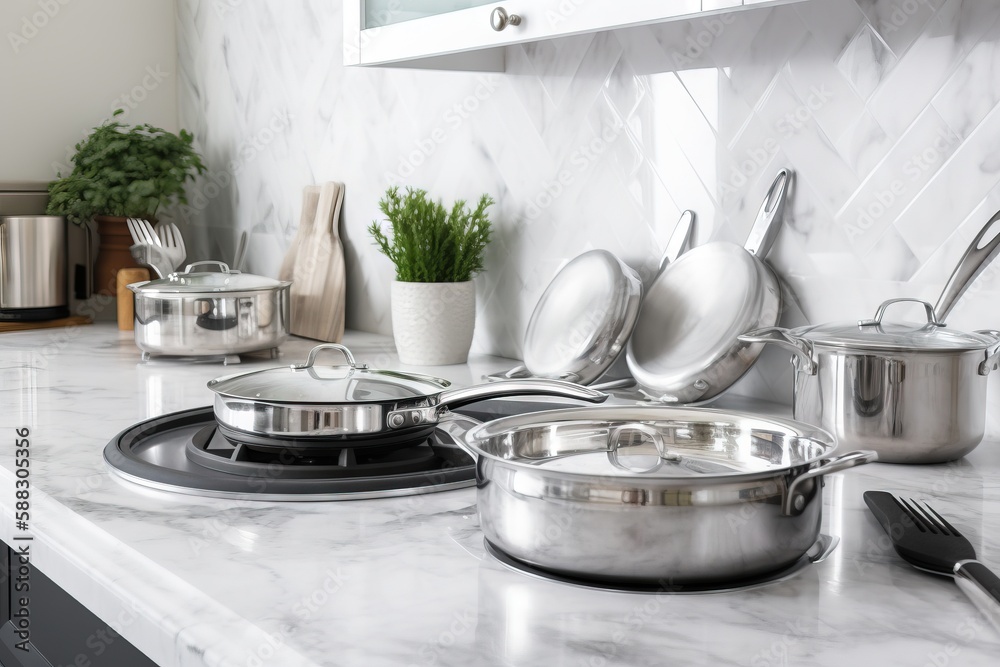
[795,298,996,352]
[134,261,289,294]
[207,344,451,404]
[467,406,835,479]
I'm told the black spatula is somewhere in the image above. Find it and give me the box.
[864,490,1000,631]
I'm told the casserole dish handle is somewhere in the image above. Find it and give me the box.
[783,450,878,516]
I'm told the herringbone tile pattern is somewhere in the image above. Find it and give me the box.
[178,0,1000,408]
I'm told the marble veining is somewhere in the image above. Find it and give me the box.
[1,326,1000,666]
[172,0,1000,433]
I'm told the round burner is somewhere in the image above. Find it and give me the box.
[103,407,477,501]
[483,536,838,594]
[186,425,443,479]
[216,421,437,456]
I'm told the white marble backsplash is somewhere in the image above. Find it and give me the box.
[176,0,1000,412]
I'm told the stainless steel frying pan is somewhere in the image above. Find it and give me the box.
[626,170,792,403]
[208,343,608,451]
[491,210,695,389]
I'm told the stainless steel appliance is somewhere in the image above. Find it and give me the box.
[0,183,91,320]
[0,215,68,320]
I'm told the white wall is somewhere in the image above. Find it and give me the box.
[0,0,178,184]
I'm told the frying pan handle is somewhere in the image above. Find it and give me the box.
[438,379,607,410]
[783,450,878,516]
[387,380,608,430]
[935,208,1000,322]
[656,210,695,276]
[292,343,358,370]
[744,169,791,258]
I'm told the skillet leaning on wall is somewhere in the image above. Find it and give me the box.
[626,169,792,403]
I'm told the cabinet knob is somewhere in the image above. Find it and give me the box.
[490,7,521,31]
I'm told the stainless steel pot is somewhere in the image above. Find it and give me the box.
[626,170,790,403]
[740,211,1000,464]
[448,405,875,584]
[208,343,608,451]
[128,261,290,357]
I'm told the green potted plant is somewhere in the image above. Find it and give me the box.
[369,186,494,365]
[46,110,206,294]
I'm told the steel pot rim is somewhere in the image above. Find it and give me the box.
[463,405,846,481]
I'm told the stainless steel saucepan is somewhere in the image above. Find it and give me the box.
[208,343,608,451]
[129,261,291,356]
[741,210,1000,464]
[444,405,875,584]
[626,170,792,403]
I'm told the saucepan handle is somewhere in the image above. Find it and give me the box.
[975,330,1000,376]
[783,450,878,516]
[935,208,1000,322]
[739,327,817,375]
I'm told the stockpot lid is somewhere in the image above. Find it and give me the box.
[207,343,452,404]
[465,406,836,479]
[133,261,290,294]
[793,298,997,353]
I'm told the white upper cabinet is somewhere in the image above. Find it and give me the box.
[344,0,800,69]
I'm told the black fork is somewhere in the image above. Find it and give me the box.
[864,491,1000,632]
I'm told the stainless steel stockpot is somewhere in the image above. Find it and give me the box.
[741,211,1000,464]
[208,343,608,451]
[741,301,1000,464]
[449,405,875,584]
[129,261,291,356]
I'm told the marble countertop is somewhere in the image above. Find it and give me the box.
[1,323,999,666]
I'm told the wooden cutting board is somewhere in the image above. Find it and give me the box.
[278,182,346,342]
[0,315,92,333]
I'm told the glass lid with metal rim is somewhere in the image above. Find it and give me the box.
[794,298,997,353]
[466,406,836,479]
[135,261,290,293]
[207,343,453,404]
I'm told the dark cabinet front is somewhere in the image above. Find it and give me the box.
[0,541,158,667]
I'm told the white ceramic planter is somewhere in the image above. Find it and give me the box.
[391,280,476,365]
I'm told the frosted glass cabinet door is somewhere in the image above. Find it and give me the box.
[344,1,803,67]
[364,1,495,28]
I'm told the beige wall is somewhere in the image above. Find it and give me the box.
[0,0,177,184]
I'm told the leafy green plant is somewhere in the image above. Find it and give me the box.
[368,187,494,282]
[46,110,206,224]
